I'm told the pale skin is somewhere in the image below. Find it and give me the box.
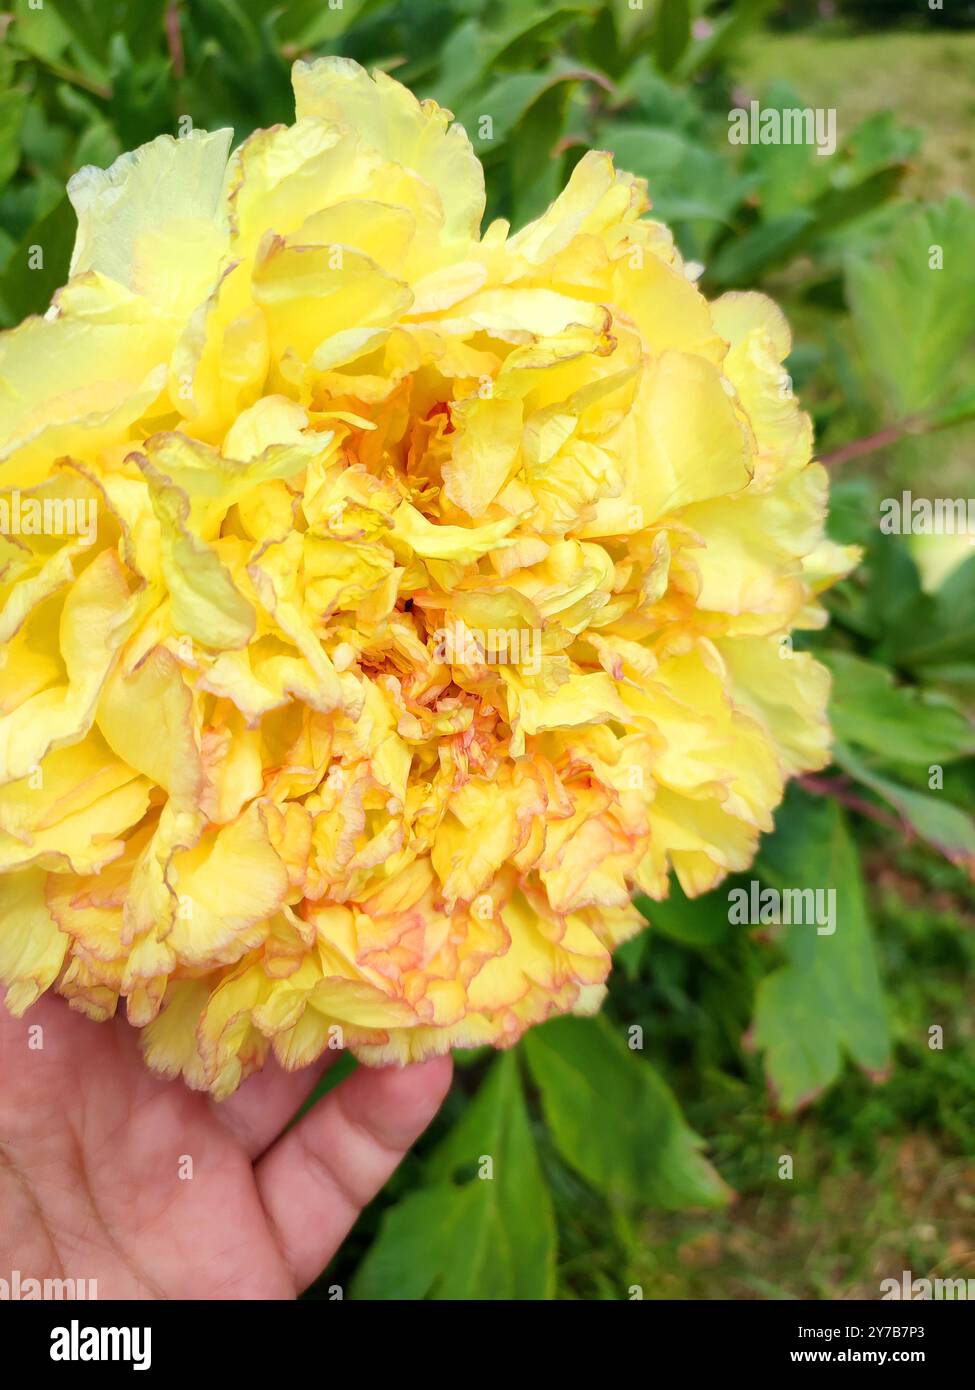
[0,992,452,1298]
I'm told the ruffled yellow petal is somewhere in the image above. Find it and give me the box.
[68,128,232,314]
[291,57,485,243]
[0,871,68,1015]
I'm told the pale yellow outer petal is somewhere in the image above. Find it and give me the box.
[68,128,233,313]
[291,57,485,242]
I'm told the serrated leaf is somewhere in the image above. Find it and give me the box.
[751,791,890,1112]
[846,197,975,416]
[824,650,975,765]
[353,1054,555,1299]
[523,1013,730,1208]
[834,740,975,873]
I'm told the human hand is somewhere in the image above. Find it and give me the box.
[0,993,452,1299]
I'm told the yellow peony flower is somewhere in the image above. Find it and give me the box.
[0,60,856,1096]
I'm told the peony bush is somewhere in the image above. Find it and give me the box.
[0,59,855,1096]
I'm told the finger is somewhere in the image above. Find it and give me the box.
[255,1055,453,1292]
[214,1052,340,1160]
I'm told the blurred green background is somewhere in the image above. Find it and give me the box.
[2,0,973,1299]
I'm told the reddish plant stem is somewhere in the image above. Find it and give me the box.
[817,416,922,467]
[166,2,186,80]
[799,774,909,837]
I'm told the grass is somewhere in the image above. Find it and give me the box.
[732,27,975,200]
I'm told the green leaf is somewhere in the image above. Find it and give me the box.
[751,791,890,1112]
[740,81,826,222]
[431,3,597,109]
[810,164,907,234]
[73,116,123,171]
[48,0,108,62]
[193,0,261,65]
[523,1014,730,1208]
[353,1054,555,1299]
[351,1184,500,1300]
[487,1,598,70]
[795,112,916,234]
[866,531,927,641]
[10,0,110,93]
[426,20,487,109]
[10,0,74,63]
[826,476,883,547]
[824,650,975,765]
[636,876,731,949]
[120,0,169,61]
[273,0,381,45]
[725,91,914,231]
[507,80,571,228]
[846,197,975,416]
[613,930,649,981]
[707,211,813,286]
[0,194,76,323]
[834,740,975,871]
[0,90,27,194]
[105,36,173,148]
[928,386,975,431]
[655,0,690,75]
[610,55,700,128]
[834,110,921,187]
[615,0,654,48]
[581,4,625,80]
[892,553,975,671]
[455,63,597,155]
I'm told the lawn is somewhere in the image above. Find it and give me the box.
[732,28,975,199]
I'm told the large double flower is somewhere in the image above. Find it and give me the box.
[0,60,854,1095]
